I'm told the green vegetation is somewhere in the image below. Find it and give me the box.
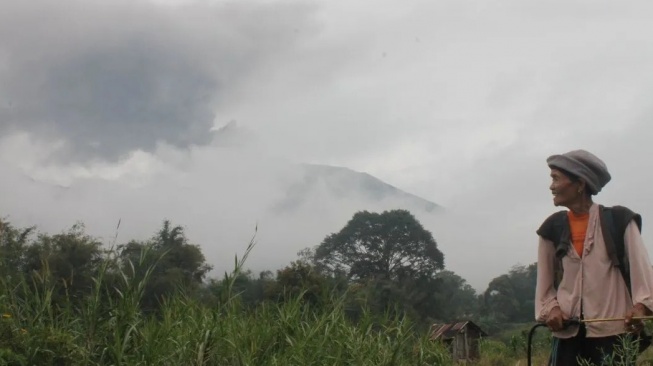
[1,210,652,365]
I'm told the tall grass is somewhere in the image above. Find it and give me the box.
[14,227,652,365]
[0,235,453,365]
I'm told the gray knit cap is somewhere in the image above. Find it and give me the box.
[547,149,611,194]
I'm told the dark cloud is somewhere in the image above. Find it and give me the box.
[0,0,317,161]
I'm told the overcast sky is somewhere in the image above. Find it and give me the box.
[2,0,653,291]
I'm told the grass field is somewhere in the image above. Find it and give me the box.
[2,245,653,365]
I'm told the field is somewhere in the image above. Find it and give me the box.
[1,225,653,366]
[3,272,653,365]
[0,268,453,365]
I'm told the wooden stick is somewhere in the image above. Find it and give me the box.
[580,315,653,323]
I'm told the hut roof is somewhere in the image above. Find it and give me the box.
[430,321,487,341]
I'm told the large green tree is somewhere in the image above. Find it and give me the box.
[312,210,446,322]
[314,210,444,282]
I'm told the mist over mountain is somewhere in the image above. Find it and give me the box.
[274,164,440,214]
[0,132,447,288]
[2,120,536,292]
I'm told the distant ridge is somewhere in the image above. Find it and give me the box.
[274,163,440,213]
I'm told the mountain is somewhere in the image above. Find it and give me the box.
[274,164,440,214]
[207,121,441,216]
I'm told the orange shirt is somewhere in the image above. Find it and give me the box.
[568,210,589,257]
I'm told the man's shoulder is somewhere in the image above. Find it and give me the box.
[601,205,642,232]
[536,210,567,240]
[601,204,636,215]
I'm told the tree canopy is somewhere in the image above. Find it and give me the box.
[117,220,213,311]
[314,209,444,282]
[481,263,537,324]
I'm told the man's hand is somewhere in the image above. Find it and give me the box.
[625,303,652,333]
[546,306,569,331]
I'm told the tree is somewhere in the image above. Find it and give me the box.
[200,270,275,308]
[314,209,444,282]
[481,263,537,323]
[311,210,445,322]
[426,270,479,321]
[265,261,329,307]
[117,220,212,312]
[26,224,102,294]
[0,219,33,281]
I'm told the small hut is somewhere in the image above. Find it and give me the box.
[430,321,487,362]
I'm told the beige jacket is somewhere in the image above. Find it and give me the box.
[535,203,653,338]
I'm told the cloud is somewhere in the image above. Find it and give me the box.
[0,134,448,290]
[0,0,318,161]
[4,0,653,292]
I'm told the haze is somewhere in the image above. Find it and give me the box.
[2,0,653,291]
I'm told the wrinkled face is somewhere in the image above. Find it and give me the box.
[549,168,583,207]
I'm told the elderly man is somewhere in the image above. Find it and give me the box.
[535,149,653,365]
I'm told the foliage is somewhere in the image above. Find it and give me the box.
[0,220,33,281]
[116,220,212,312]
[265,260,331,308]
[0,220,454,365]
[3,212,611,365]
[310,209,455,324]
[201,269,275,309]
[428,270,479,321]
[314,209,444,282]
[481,263,537,324]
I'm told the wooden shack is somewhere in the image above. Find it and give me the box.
[430,321,487,362]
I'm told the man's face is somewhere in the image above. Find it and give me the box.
[549,168,581,207]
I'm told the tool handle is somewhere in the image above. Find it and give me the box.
[535,317,580,328]
[581,315,653,323]
[563,317,581,326]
